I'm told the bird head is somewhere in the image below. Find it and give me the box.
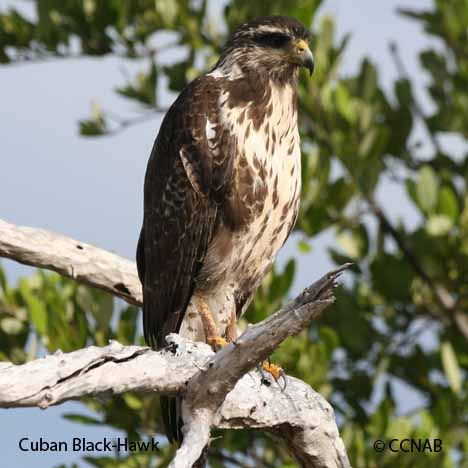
[218,16,314,84]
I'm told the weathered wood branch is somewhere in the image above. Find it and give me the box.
[0,218,142,305]
[171,264,349,467]
[0,335,350,468]
[0,218,351,467]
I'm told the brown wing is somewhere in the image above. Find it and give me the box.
[136,76,235,348]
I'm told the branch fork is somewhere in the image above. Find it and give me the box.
[0,218,351,467]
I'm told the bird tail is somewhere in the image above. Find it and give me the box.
[160,395,183,444]
[160,396,208,466]
[159,339,211,465]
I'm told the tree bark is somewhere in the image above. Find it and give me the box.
[0,218,141,305]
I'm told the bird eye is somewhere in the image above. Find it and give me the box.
[255,33,290,48]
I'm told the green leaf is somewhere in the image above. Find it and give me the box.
[385,416,413,440]
[117,306,137,345]
[358,59,378,101]
[395,78,413,106]
[0,317,23,334]
[116,63,158,107]
[19,279,47,336]
[416,165,439,213]
[277,259,295,295]
[164,61,189,92]
[76,285,95,312]
[318,326,339,359]
[406,178,418,207]
[156,0,179,26]
[297,240,312,253]
[94,292,113,331]
[336,225,369,259]
[441,341,462,395]
[335,83,355,124]
[437,186,459,222]
[0,265,6,293]
[79,118,107,136]
[62,413,103,425]
[370,253,413,301]
[426,214,452,236]
[76,286,113,331]
[418,410,436,439]
[123,393,143,410]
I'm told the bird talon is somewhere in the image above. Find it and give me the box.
[261,361,287,390]
[207,336,228,350]
[278,368,287,391]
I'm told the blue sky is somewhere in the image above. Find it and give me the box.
[0,1,441,466]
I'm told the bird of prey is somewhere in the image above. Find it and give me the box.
[136,16,314,443]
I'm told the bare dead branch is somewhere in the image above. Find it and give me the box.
[174,264,350,467]
[0,218,142,305]
[0,217,351,467]
[0,334,350,468]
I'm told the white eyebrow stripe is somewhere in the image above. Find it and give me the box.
[252,25,287,35]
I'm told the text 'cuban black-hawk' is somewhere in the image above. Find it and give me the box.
[136,15,314,443]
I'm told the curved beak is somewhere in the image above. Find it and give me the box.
[293,39,314,76]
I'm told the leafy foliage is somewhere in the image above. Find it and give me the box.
[1,0,467,467]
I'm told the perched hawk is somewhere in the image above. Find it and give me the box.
[136,16,314,442]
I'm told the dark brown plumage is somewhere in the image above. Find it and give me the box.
[137,76,236,349]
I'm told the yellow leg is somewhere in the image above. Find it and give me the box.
[196,297,228,349]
